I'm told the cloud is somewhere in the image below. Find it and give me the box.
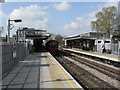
[10,5,48,19]
[0,10,7,18]
[64,12,95,30]
[6,4,49,36]
[63,11,96,36]
[76,17,84,21]
[104,0,118,7]
[63,0,119,36]
[63,22,81,36]
[0,10,8,27]
[64,22,80,30]
[0,10,8,36]
[9,4,49,29]
[52,2,71,11]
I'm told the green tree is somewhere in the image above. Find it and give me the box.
[55,34,64,46]
[91,6,118,38]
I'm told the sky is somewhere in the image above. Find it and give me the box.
[0,0,119,37]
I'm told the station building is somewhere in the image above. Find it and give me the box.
[15,28,51,52]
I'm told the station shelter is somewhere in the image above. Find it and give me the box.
[64,32,105,51]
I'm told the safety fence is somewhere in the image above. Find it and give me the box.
[0,42,30,80]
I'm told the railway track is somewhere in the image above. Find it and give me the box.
[62,50,120,81]
[51,50,120,89]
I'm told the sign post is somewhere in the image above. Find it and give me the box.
[13,43,16,58]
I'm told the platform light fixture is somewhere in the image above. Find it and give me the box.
[7,19,22,42]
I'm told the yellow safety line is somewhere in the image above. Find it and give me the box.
[52,57,75,88]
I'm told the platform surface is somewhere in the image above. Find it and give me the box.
[63,48,120,62]
[2,52,82,89]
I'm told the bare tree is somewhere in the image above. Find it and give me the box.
[0,26,4,36]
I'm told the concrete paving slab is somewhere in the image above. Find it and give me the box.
[2,52,83,89]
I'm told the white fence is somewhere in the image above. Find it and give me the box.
[111,44,119,55]
[97,41,120,55]
[96,39,111,53]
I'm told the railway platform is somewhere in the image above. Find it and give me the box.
[1,52,82,89]
[62,48,120,63]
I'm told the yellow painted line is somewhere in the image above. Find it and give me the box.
[51,57,75,88]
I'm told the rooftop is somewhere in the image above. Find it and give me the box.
[64,32,105,40]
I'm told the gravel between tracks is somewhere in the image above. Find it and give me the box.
[63,56,120,89]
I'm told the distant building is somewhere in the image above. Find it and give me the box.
[16,28,51,44]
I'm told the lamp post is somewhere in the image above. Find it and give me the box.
[7,19,22,42]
